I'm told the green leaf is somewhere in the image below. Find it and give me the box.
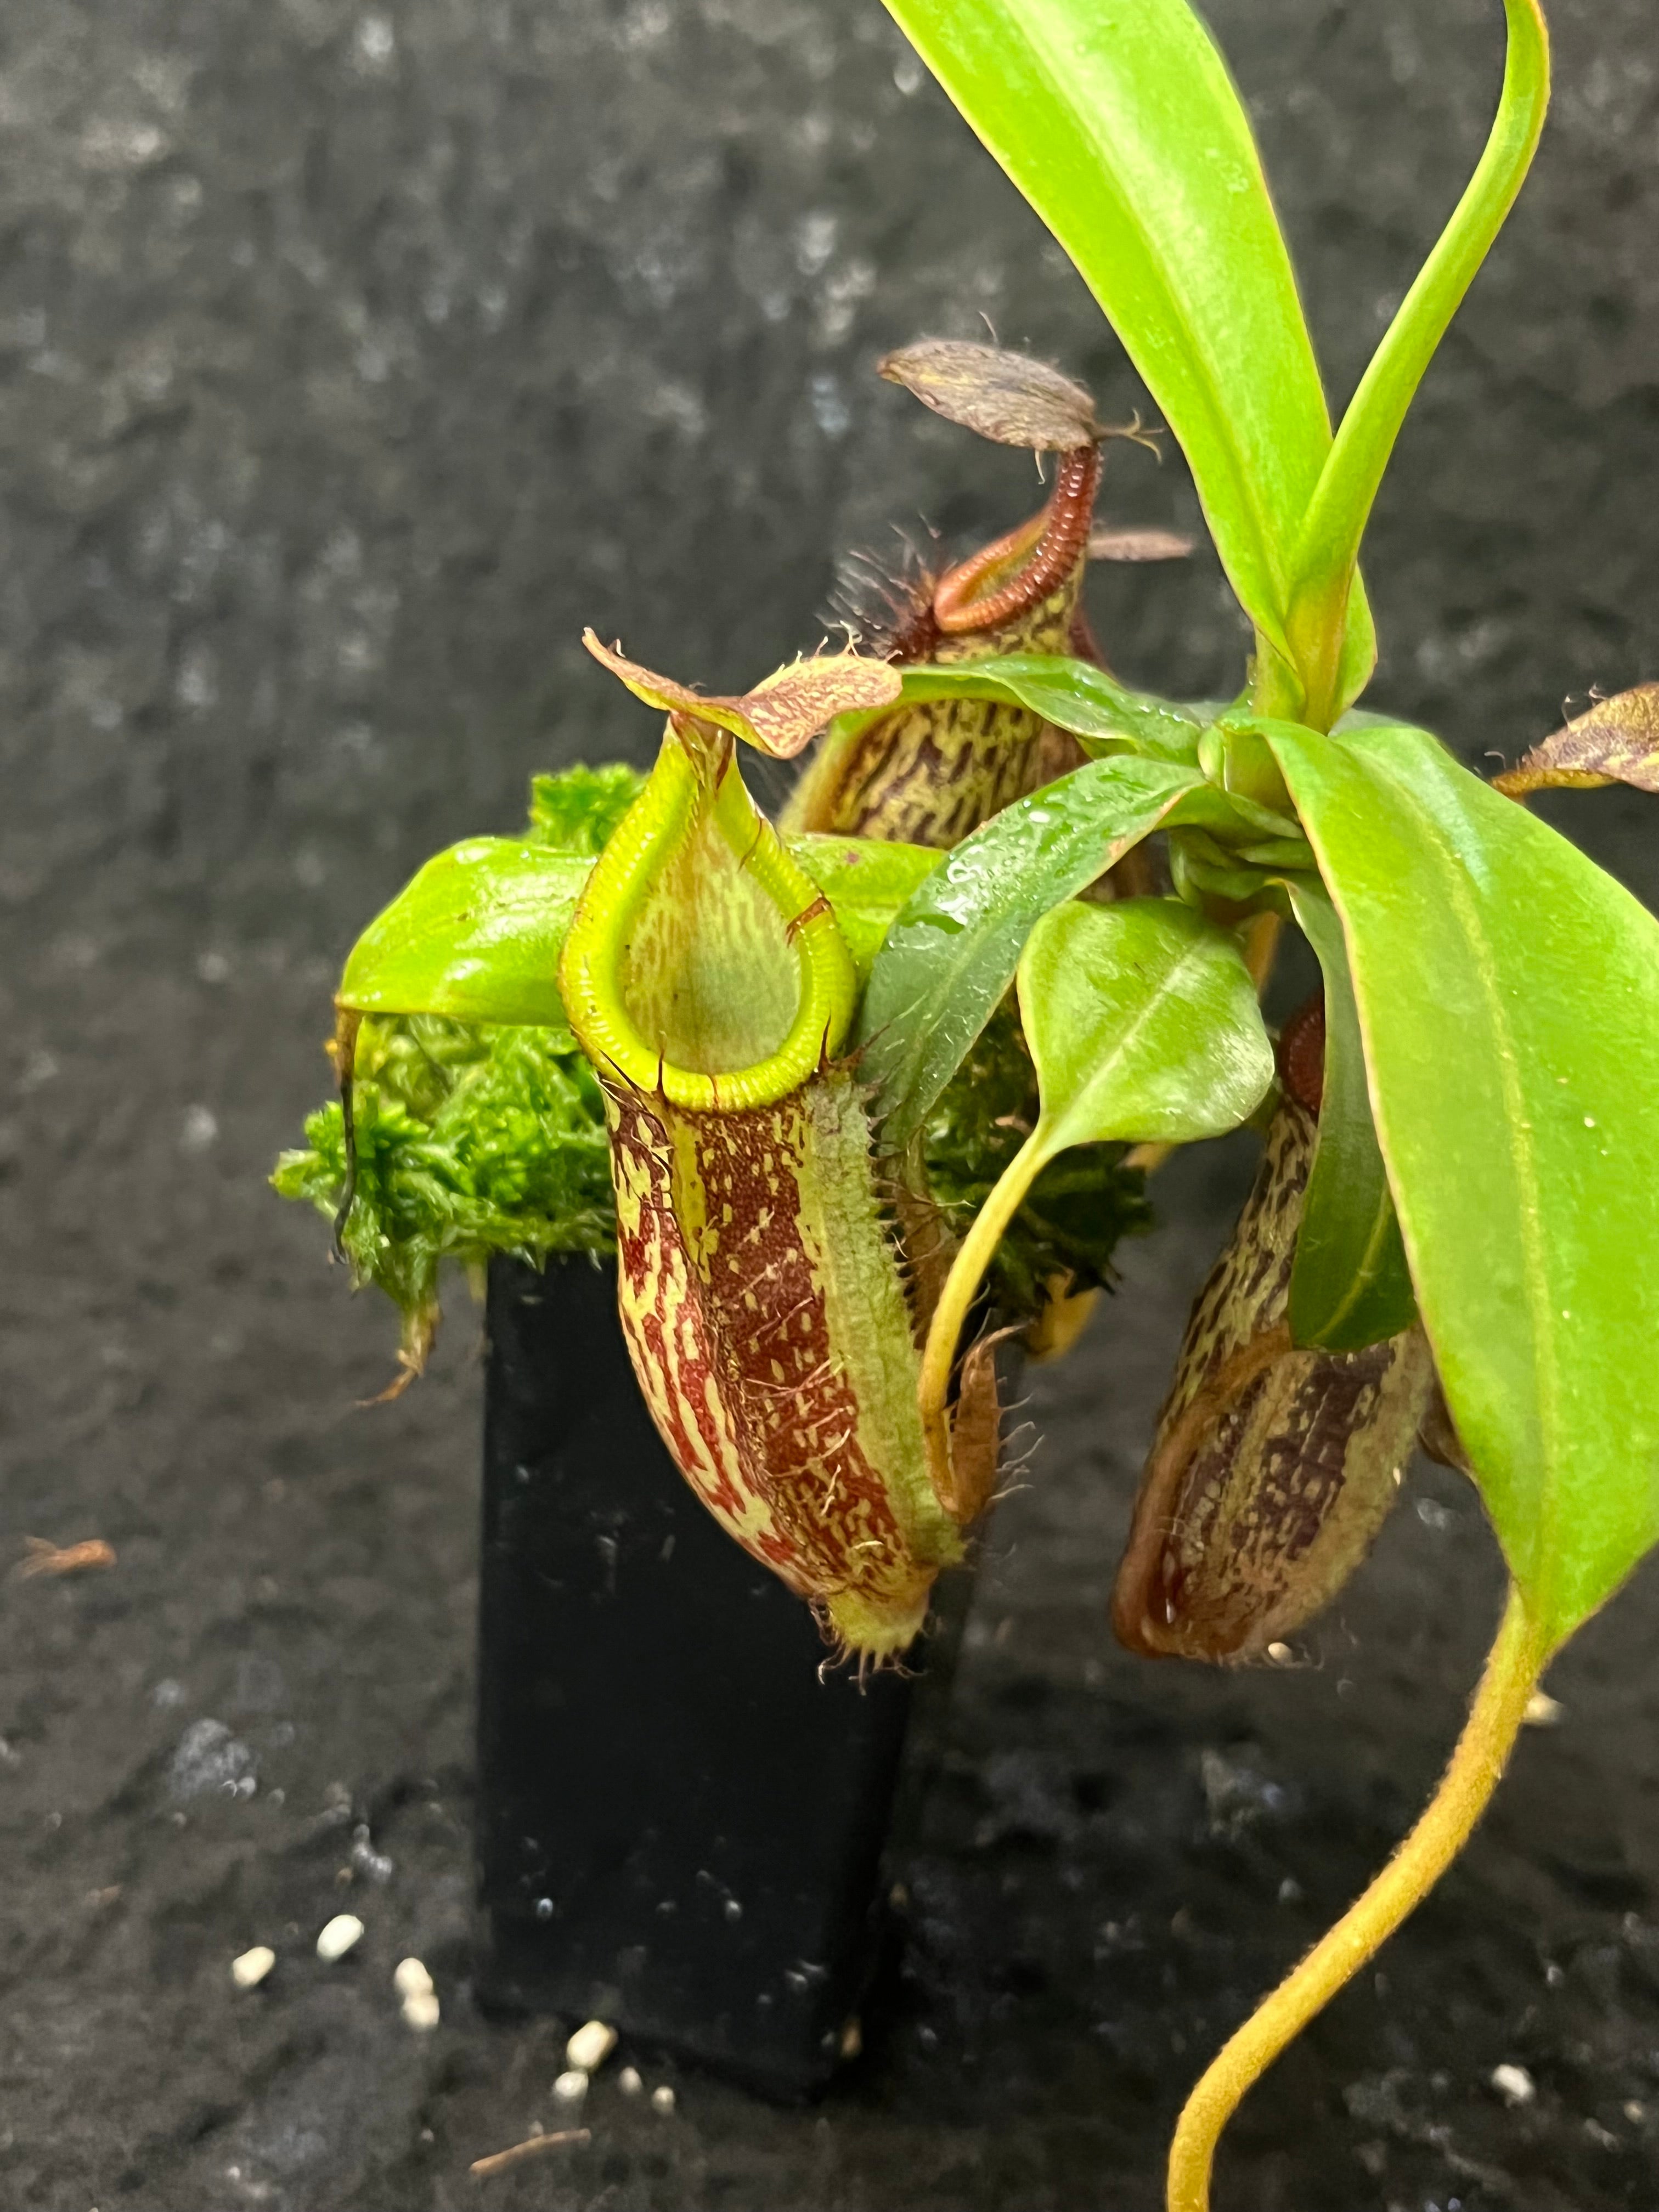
[339,840,592,1026]
[1270,720,1659,1647]
[857,755,1207,1146]
[1286,0,1549,722]
[1283,879,1416,1352]
[883,0,1374,698]
[1019,900,1274,1154]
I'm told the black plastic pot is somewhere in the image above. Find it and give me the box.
[475,1253,955,2098]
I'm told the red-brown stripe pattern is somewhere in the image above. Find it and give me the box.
[603,1069,959,1659]
[1112,1101,1433,1663]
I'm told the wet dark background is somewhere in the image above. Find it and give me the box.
[4,1,1658,2206]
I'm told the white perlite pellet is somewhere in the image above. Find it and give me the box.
[552,2068,589,2104]
[231,1946,275,1990]
[1491,2063,1536,2107]
[315,1914,364,1962]
[565,2019,617,2074]
[402,1990,441,2032]
[650,2085,676,2115]
[618,2067,643,2096]
[393,1957,433,1999]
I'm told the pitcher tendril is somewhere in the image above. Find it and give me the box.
[1165,1587,1547,2211]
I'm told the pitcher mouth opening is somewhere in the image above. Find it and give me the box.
[558,725,857,1114]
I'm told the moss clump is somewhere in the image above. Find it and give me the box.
[524,763,644,853]
[272,1013,616,1376]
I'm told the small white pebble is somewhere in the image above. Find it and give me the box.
[1624,2099,1646,2123]
[231,1945,275,1990]
[1523,1690,1565,1728]
[401,1990,441,2032]
[552,2067,589,2103]
[618,2066,644,2096]
[566,2018,618,2073]
[650,2084,676,2115]
[1491,2062,1536,2107]
[1266,1641,1294,1666]
[393,1956,433,1999]
[316,1912,364,1962]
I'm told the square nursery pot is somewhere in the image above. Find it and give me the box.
[475,1254,969,2098]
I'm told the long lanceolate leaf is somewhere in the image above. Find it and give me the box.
[1271,723,1659,1650]
[1286,1,1549,724]
[883,0,1373,702]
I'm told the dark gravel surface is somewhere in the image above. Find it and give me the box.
[4,2,1659,2207]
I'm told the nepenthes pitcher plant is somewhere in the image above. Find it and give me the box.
[278,0,1659,2197]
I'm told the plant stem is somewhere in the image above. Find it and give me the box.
[1165,1582,1546,2212]
[917,1127,1047,1506]
[1248,630,1306,724]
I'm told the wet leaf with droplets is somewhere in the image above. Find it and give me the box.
[858,756,1205,1147]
